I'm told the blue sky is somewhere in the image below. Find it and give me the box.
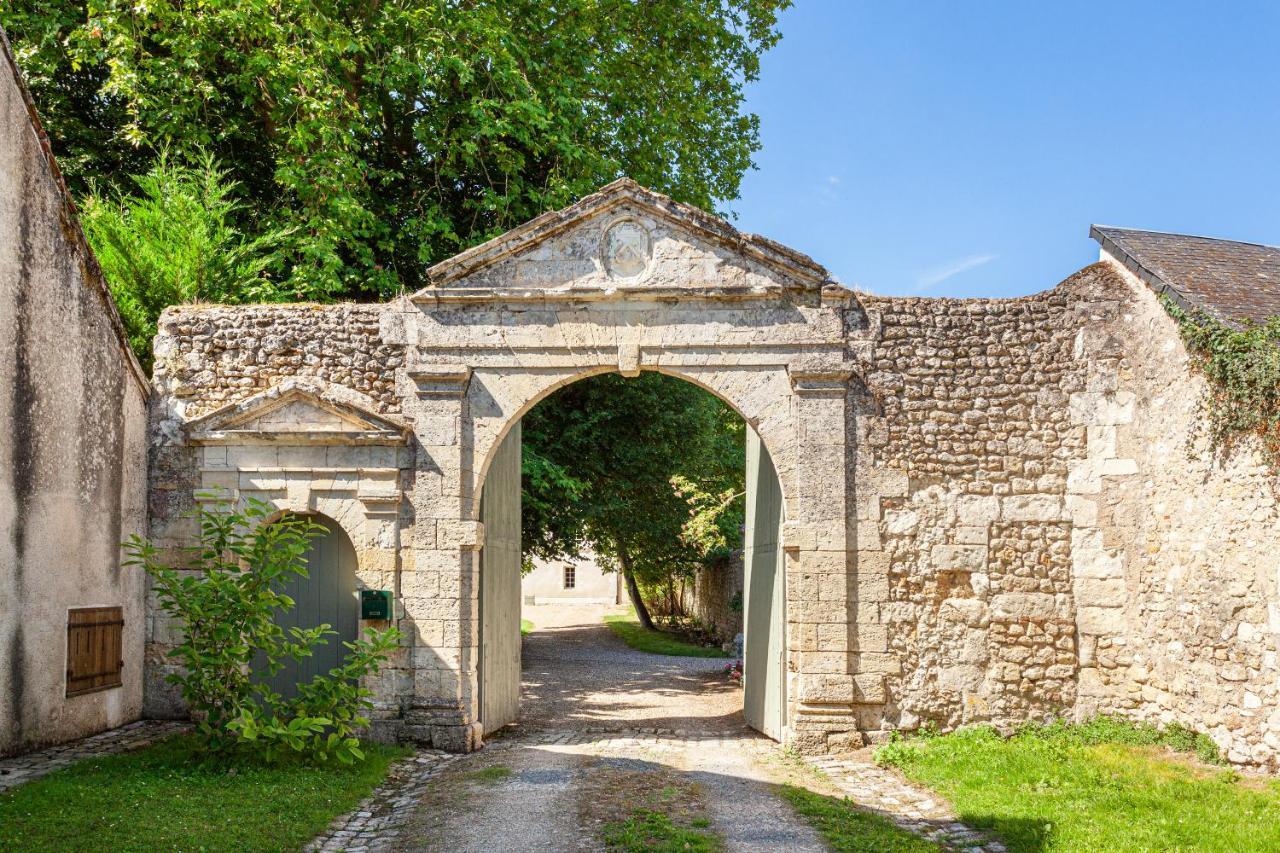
[732,1,1280,298]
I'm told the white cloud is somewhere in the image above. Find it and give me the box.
[915,253,998,291]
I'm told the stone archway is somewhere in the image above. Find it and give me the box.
[470,369,793,741]
[149,179,867,754]
[381,179,861,752]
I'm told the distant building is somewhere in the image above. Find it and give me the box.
[522,550,622,606]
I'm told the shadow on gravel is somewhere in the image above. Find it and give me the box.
[517,622,743,732]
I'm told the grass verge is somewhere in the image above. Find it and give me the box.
[0,734,408,852]
[780,784,939,852]
[603,808,720,852]
[587,765,721,853]
[875,717,1280,852]
[466,764,513,784]
[603,611,728,658]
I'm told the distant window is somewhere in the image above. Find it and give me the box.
[66,607,124,697]
[563,565,576,590]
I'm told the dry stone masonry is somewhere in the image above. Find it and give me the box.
[145,180,1280,768]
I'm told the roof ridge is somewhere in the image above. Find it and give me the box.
[1091,224,1280,253]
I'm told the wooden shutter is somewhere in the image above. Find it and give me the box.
[66,607,124,697]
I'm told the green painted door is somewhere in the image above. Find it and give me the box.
[480,422,522,735]
[743,429,786,741]
[259,515,359,700]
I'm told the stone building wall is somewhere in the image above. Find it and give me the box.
[0,33,150,756]
[1073,259,1280,767]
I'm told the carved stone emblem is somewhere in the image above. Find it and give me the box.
[602,220,651,280]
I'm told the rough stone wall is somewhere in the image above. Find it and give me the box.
[850,266,1121,736]
[1074,258,1280,768]
[849,259,1280,769]
[154,303,404,421]
[0,35,150,756]
[687,553,744,647]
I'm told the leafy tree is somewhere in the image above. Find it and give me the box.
[125,498,400,763]
[4,0,792,298]
[80,151,293,369]
[521,372,745,629]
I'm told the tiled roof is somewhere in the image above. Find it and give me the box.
[1091,225,1280,325]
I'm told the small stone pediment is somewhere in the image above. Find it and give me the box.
[186,379,409,446]
[411,178,834,301]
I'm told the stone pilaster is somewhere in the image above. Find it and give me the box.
[401,364,484,751]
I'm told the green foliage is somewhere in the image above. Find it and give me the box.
[872,718,1267,853]
[124,498,400,763]
[603,610,728,658]
[4,0,791,298]
[778,784,940,852]
[1164,296,1280,470]
[0,734,408,852]
[521,372,745,624]
[80,151,294,368]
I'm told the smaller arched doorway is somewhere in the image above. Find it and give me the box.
[259,515,360,699]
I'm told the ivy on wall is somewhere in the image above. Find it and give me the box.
[1164,295,1280,469]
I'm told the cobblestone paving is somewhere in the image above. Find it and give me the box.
[309,749,460,853]
[0,719,188,793]
[804,754,1007,852]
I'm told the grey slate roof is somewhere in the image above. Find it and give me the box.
[1091,225,1280,325]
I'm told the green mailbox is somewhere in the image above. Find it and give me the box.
[360,589,393,621]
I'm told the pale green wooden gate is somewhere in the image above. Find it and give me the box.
[479,422,523,735]
[743,429,786,741]
[260,515,359,700]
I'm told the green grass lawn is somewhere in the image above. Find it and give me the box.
[0,734,408,852]
[875,718,1280,852]
[780,784,939,851]
[521,618,534,635]
[603,611,728,658]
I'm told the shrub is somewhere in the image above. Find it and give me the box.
[125,497,399,763]
[81,150,294,370]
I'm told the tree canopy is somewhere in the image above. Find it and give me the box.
[4,0,791,300]
[521,372,745,627]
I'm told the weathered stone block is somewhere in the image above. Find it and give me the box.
[990,592,1059,621]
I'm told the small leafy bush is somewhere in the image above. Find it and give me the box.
[125,497,399,763]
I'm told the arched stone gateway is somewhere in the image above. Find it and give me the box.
[148,180,1280,766]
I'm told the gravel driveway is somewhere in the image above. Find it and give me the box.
[517,603,743,733]
[396,605,826,851]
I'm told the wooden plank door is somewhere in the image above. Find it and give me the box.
[743,429,786,740]
[480,422,523,735]
[260,515,359,699]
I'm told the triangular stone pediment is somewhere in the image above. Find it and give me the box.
[411,178,833,300]
[186,379,409,446]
